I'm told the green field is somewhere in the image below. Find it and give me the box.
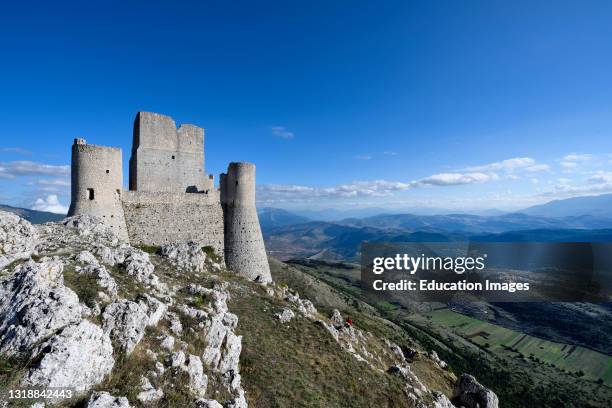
[425,308,612,385]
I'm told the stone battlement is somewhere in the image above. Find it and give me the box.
[68,112,271,282]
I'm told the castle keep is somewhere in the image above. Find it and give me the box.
[68,112,271,282]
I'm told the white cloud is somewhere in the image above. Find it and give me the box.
[257,171,498,204]
[524,164,550,172]
[0,147,32,156]
[459,157,549,182]
[416,172,497,186]
[353,154,372,160]
[31,195,68,214]
[32,178,71,187]
[560,161,577,169]
[271,126,294,139]
[541,171,612,197]
[0,161,69,179]
[588,171,612,184]
[563,153,593,162]
[383,151,397,156]
[463,157,536,172]
[559,153,594,171]
[258,180,411,202]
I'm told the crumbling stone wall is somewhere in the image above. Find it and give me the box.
[68,139,129,240]
[68,112,271,283]
[221,162,271,282]
[129,112,213,193]
[121,190,224,256]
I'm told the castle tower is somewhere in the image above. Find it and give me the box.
[129,112,212,193]
[221,162,272,283]
[68,138,129,240]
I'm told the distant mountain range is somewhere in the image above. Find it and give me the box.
[267,193,612,222]
[520,193,612,217]
[286,206,509,221]
[261,193,612,260]
[0,204,65,224]
[257,207,311,230]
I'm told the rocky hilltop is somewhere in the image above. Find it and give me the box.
[0,211,497,407]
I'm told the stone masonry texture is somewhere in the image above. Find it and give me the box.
[68,112,268,280]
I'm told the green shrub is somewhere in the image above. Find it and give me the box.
[62,266,102,309]
[201,246,220,263]
[138,245,160,255]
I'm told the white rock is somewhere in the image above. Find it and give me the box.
[223,313,238,330]
[452,374,498,408]
[137,294,167,326]
[86,391,131,408]
[21,320,114,392]
[180,354,208,398]
[273,308,295,323]
[78,264,118,297]
[63,215,121,246]
[0,211,38,269]
[170,350,186,367]
[160,335,175,351]
[388,365,428,397]
[94,244,129,266]
[178,304,208,319]
[136,377,163,403]
[187,285,229,314]
[145,349,157,360]
[201,317,227,368]
[102,300,148,354]
[431,391,456,408]
[226,389,248,408]
[159,242,206,272]
[389,342,406,363]
[330,309,344,325]
[297,299,317,318]
[0,259,84,357]
[123,250,158,286]
[167,312,183,336]
[218,332,242,377]
[76,250,99,266]
[196,399,224,408]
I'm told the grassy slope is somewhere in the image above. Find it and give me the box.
[231,283,412,408]
[282,258,612,408]
[266,258,456,401]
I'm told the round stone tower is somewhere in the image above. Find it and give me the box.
[68,138,129,240]
[221,162,272,282]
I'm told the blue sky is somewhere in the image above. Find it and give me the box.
[1,0,611,213]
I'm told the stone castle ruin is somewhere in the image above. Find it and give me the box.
[68,111,271,282]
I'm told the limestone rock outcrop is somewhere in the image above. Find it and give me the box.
[0,211,38,269]
[0,259,85,357]
[102,300,149,354]
[432,391,456,408]
[137,377,163,403]
[452,374,499,408]
[274,308,295,323]
[21,320,114,392]
[86,391,131,408]
[160,241,207,272]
